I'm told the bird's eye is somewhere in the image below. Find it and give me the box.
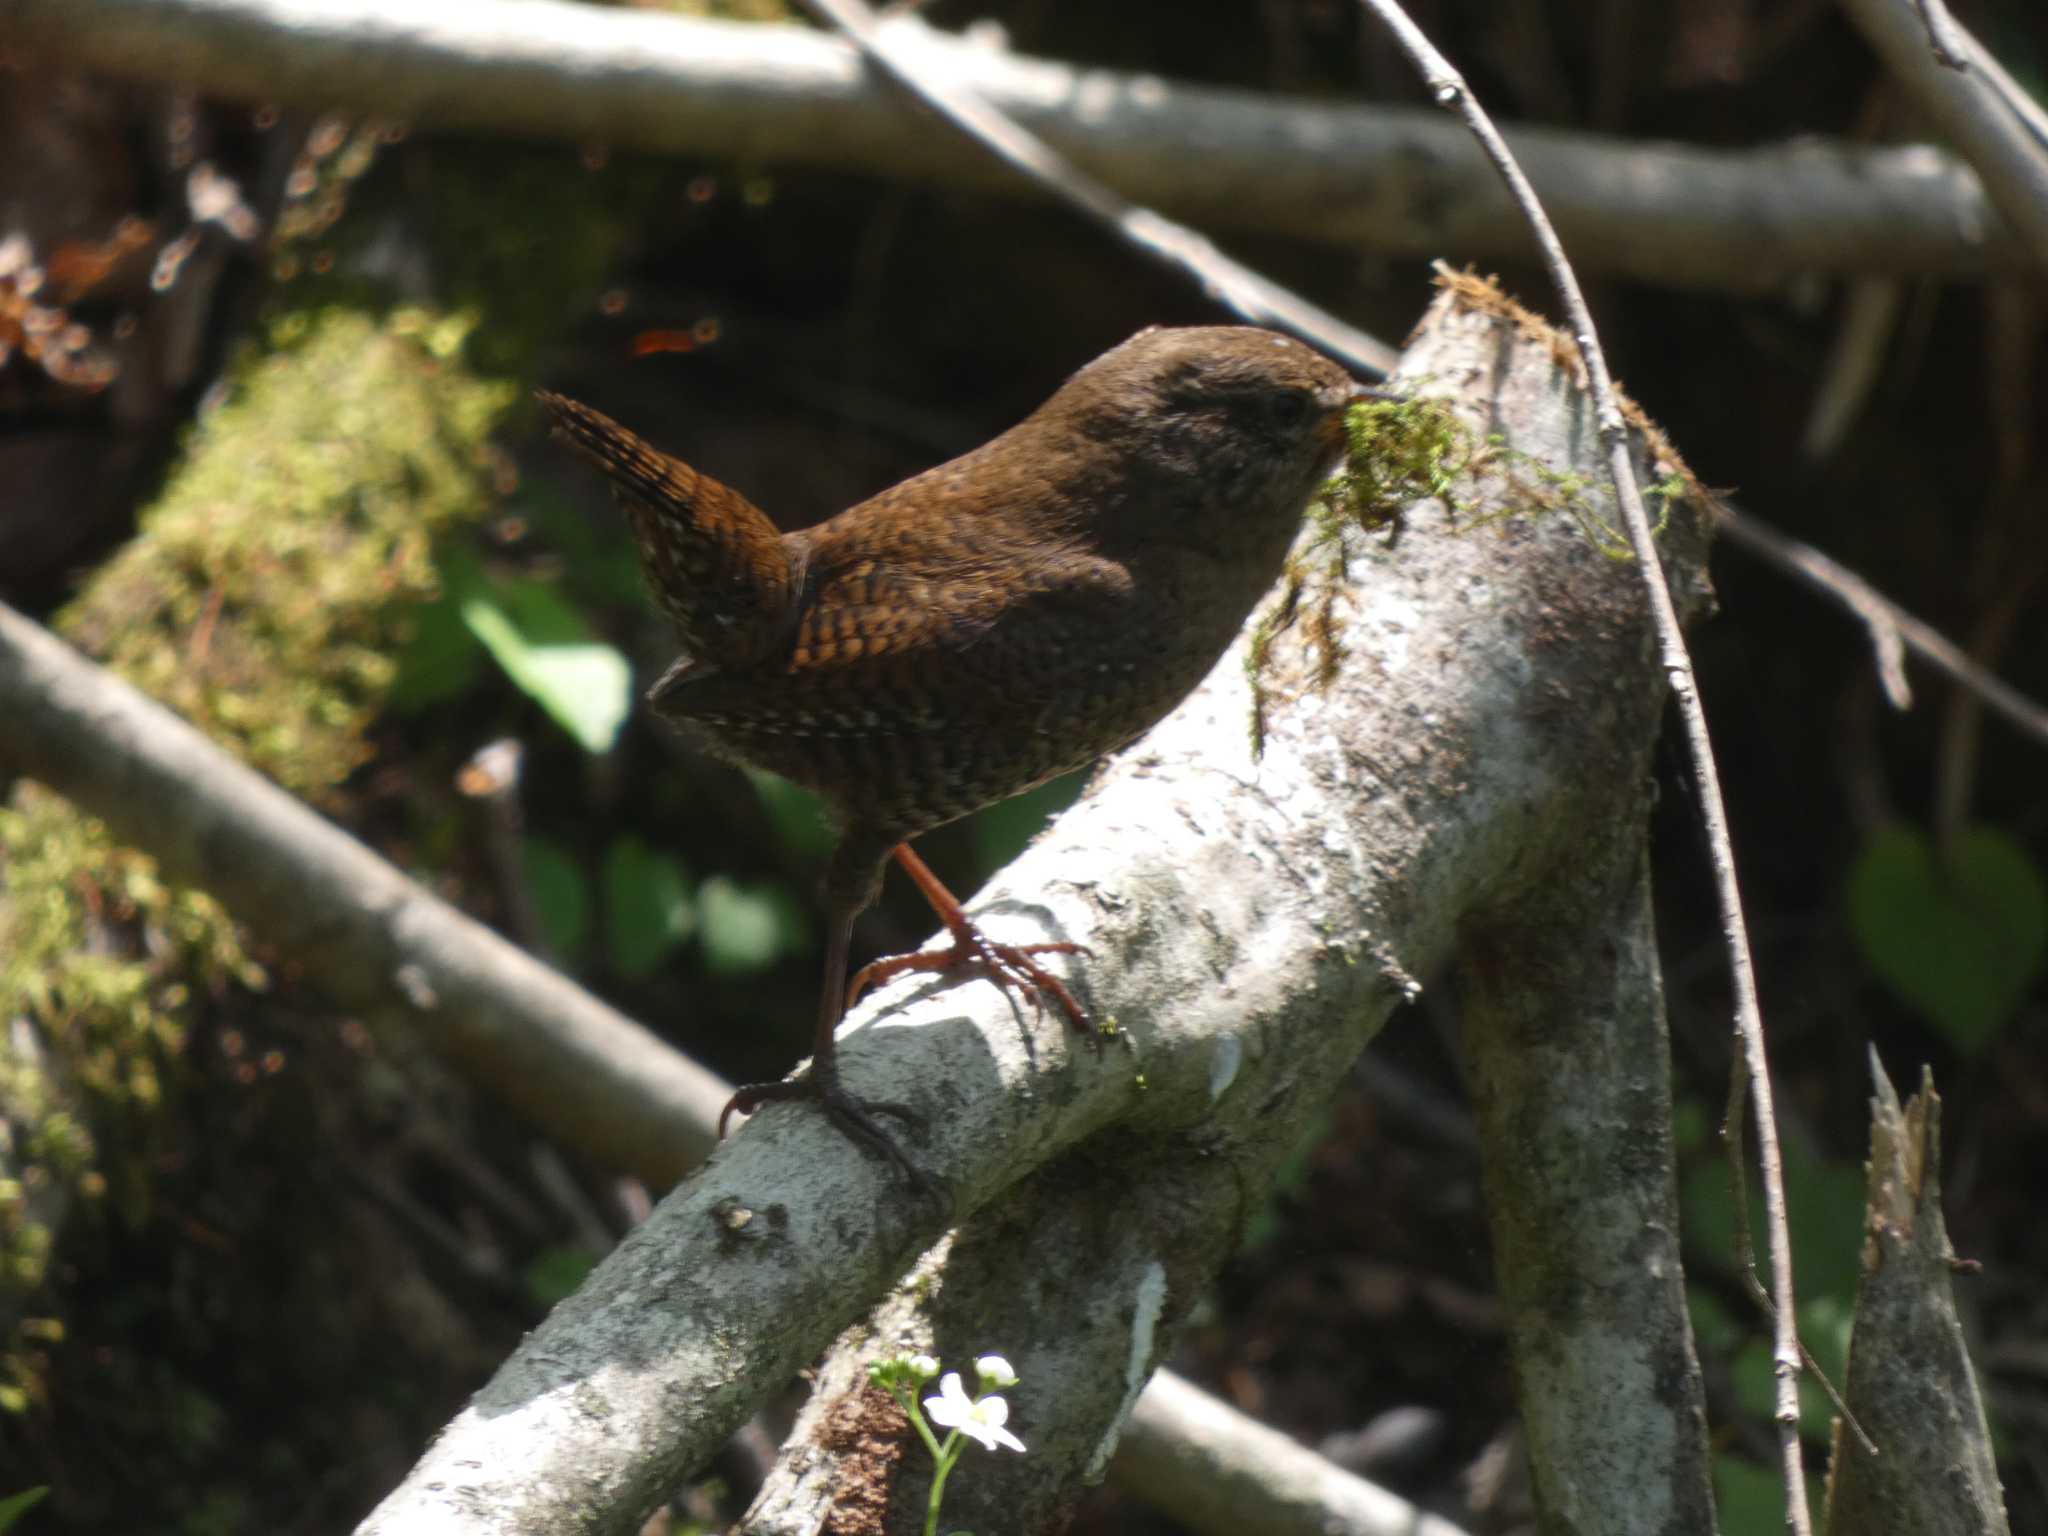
[1261,390,1313,431]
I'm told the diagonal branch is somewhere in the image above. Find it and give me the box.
[0,594,1467,1536]
[1713,500,2048,749]
[0,598,731,1189]
[794,0,1393,375]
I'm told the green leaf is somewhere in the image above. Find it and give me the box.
[746,769,836,861]
[1682,1150,1866,1305]
[1713,1455,1822,1536]
[971,771,1085,872]
[0,1488,48,1534]
[522,837,590,963]
[389,586,484,712]
[1669,1093,1710,1155]
[699,876,805,975]
[522,482,648,607]
[1847,823,2048,1054]
[523,1245,598,1307]
[604,836,694,978]
[454,561,632,754]
[1685,1285,1741,1357]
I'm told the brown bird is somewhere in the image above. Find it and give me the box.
[539,326,1359,1184]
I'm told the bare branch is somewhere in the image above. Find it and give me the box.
[1911,0,1971,70]
[0,0,2026,291]
[1117,1373,1474,1536]
[1837,0,2048,266]
[0,599,731,1189]
[0,592,1478,1536]
[1713,501,2048,749]
[1459,869,1716,1533]
[1351,3,1809,1529]
[795,0,1394,374]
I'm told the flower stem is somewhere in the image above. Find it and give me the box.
[889,1386,948,1465]
[923,1435,962,1536]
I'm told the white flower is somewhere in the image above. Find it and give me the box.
[923,1371,1026,1454]
[908,1354,940,1381]
[974,1354,1019,1389]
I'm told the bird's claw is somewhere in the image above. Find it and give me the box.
[848,928,1092,1033]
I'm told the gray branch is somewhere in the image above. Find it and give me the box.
[1459,868,1716,1532]
[0,0,2023,290]
[1115,1372,1473,1536]
[1837,0,2048,266]
[0,602,732,1190]
[347,282,1715,1532]
[0,567,1464,1536]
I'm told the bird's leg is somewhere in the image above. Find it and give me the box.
[847,844,1091,1030]
[720,881,936,1193]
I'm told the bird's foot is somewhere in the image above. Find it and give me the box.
[720,1073,939,1197]
[848,919,1092,1032]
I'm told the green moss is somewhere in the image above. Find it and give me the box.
[1246,396,1473,756]
[1476,443,1686,560]
[0,306,517,1435]
[1320,394,1476,537]
[2,139,639,1527]
[1244,391,1697,753]
[58,308,514,799]
[421,149,653,382]
[0,787,259,1227]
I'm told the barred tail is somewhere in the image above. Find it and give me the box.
[537,390,800,670]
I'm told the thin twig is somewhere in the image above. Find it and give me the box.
[1719,1064,1879,1458]
[1713,500,2048,749]
[793,0,1398,377]
[1958,28,2048,155]
[1349,2,1811,1529]
[1799,277,1905,470]
[1912,0,1970,70]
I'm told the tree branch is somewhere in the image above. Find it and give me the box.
[795,0,1394,376]
[1836,0,2048,266]
[1115,1372,1473,1536]
[0,0,2024,291]
[0,599,731,1189]
[1713,500,2048,749]
[0,593,1469,1536]
[1459,869,1716,1532]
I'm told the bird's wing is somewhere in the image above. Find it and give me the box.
[659,533,1139,735]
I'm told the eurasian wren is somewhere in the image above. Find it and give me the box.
[540,326,1359,1185]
